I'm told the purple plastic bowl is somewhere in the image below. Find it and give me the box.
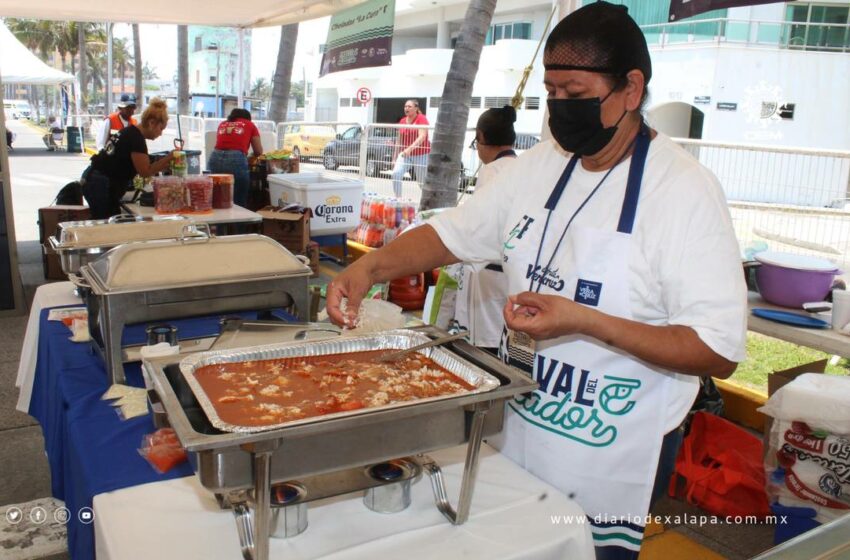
[755,263,839,308]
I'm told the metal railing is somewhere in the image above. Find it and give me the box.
[641,18,850,52]
[672,137,850,268]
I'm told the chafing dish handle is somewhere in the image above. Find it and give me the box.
[180,222,211,240]
[232,502,255,560]
[108,214,144,224]
[421,400,492,525]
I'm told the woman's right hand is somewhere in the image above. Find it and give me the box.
[326,261,374,327]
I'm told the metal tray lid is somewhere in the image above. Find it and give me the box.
[85,234,311,291]
[55,215,198,249]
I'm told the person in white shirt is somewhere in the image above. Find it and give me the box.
[451,105,519,353]
[326,3,746,559]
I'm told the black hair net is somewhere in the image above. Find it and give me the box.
[543,1,651,84]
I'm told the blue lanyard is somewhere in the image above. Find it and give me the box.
[528,124,650,293]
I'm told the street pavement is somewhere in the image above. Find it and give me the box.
[5,119,90,242]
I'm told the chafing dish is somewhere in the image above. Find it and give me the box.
[80,234,311,384]
[142,326,538,560]
[48,214,206,276]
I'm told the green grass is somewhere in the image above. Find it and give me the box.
[731,332,850,392]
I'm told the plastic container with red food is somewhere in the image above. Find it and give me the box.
[185,176,214,213]
[153,176,187,214]
[209,174,234,209]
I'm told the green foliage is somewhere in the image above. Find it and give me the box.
[730,332,850,391]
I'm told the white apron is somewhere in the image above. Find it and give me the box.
[491,127,672,559]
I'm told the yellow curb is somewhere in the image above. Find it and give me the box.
[639,530,727,560]
[715,378,768,432]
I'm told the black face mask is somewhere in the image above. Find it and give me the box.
[547,90,626,156]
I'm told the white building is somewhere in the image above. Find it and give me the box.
[313,0,850,150]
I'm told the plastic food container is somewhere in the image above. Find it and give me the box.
[754,251,840,308]
[153,177,187,214]
[185,176,214,213]
[210,174,234,209]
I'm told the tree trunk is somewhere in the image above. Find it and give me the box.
[78,23,87,107]
[420,0,496,210]
[133,24,143,108]
[177,26,190,115]
[269,24,299,123]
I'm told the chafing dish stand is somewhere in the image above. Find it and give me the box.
[142,326,538,560]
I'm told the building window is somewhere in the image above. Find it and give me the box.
[484,96,512,109]
[306,82,313,96]
[340,98,351,107]
[525,97,540,110]
[485,22,532,45]
[470,97,482,109]
[194,36,202,52]
[429,97,441,108]
[785,4,850,51]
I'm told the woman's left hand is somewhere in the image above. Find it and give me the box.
[503,292,591,341]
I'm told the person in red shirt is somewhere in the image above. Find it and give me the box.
[391,99,430,197]
[207,108,264,207]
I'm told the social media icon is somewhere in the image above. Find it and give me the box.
[78,507,94,524]
[54,507,71,524]
[5,507,22,524]
[30,507,47,524]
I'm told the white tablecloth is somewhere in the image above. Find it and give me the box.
[94,444,595,560]
[16,281,82,412]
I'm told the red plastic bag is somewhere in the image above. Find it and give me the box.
[669,411,771,518]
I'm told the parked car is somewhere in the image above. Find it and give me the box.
[322,125,397,177]
[459,133,541,192]
[280,124,336,161]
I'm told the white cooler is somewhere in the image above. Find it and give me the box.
[267,173,364,236]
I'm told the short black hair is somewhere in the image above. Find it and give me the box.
[476,105,517,146]
[228,108,252,122]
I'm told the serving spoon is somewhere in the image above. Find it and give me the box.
[376,331,469,363]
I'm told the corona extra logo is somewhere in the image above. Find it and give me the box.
[325,195,342,205]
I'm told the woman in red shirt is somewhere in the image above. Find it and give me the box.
[207,108,264,207]
[391,99,430,197]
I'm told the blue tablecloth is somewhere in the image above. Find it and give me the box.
[28,308,288,560]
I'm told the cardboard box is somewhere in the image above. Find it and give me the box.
[38,205,91,244]
[42,242,65,281]
[762,359,827,453]
[257,206,312,254]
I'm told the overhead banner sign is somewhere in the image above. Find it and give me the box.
[669,0,781,21]
[320,0,395,77]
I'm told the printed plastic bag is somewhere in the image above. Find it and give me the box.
[759,374,850,523]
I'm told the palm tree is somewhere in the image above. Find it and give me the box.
[78,22,87,105]
[269,24,299,123]
[133,24,143,108]
[177,26,189,115]
[112,37,134,95]
[420,0,497,210]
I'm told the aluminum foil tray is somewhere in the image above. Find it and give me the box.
[179,329,501,434]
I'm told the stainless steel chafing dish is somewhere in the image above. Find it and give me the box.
[48,214,207,277]
[142,326,538,560]
[79,234,311,385]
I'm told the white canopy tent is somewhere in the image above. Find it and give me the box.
[0,1,357,315]
[0,22,76,85]
[0,0,362,27]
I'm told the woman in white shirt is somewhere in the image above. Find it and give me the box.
[452,106,519,353]
[326,4,745,558]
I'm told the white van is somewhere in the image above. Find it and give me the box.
[3,100,31,119]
